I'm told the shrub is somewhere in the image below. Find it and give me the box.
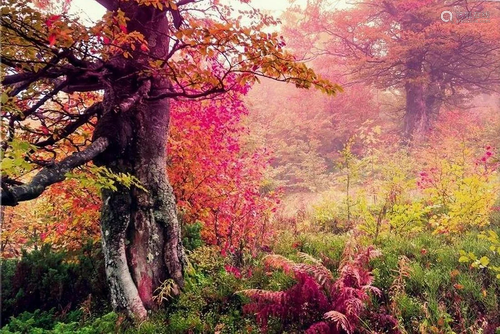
[459,229,500,279]
[1,243,109,326]
[182,221,204,251]
[419,155,499,234]
[163,246,258,333]
[373,231,500,332]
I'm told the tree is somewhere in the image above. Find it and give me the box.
[1,86,277,260]
[0,0,341,319]
[286,0,500,140]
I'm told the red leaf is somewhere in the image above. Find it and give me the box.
[48,34,57,47]
[45,15,60,28]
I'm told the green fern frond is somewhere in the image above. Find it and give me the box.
[297,252,323,266]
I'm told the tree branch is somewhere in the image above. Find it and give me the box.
[15,80,69,121]
[35,103,103,147]
[146,86,226,101]
[3,55,63,97]
[176,0,196,6]
[118,80,151,112]
[1,137,109,206]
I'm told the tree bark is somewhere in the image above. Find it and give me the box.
[97,94,186,320]
[403,56,430,142]
[95,3,186,320]
[403,81,428,141]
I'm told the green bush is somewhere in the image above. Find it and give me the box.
[182,221,204,251]
[1,243,109,326]
[161,246,259,333]
[373,231,500,332]
[0,311,118,334]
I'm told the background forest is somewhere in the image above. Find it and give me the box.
[1,0,500,333]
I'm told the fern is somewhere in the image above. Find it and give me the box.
[262,254,296,273]
[238,289,286,304]
[305,321,332,334]
[152,279,178,306]
[240,244,396,333]
[324,310,352,333]
[298,252,325,265]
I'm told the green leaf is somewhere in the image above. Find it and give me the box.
[468,252,477,261]
[479,256,490,267]
[1,92,9,104]
[458,256,470,263]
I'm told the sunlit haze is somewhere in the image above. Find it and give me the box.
[70,0,311,21]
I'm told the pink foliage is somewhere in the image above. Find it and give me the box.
[168,80,279,254]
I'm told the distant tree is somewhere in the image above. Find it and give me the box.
[0,0,340,319]
[286,0,500,140]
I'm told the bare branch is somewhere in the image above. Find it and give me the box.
[1,137,109,206]
[176,0,196,6]
[2,72,38,86]
[146,86,226,101]
[35,103,103,147]
[15,80,69,121]
[4,55,63,97]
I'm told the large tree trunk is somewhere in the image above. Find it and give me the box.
[95,3,186,320]
[98,96,186,320]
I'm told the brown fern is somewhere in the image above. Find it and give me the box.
[263,254,296,273]
[238,289,286,304]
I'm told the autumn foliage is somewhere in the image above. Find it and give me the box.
[168,84,279,252]
[1,81,277,257]
[2,0,500,331]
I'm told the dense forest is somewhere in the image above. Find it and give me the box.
[1,0,500,333]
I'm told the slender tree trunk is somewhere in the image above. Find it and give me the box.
[403,56,430,141]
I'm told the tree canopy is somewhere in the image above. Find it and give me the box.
[285,0,500,139]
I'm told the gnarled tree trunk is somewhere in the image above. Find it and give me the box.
[93,3,186,320]
[97,93,186,320]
